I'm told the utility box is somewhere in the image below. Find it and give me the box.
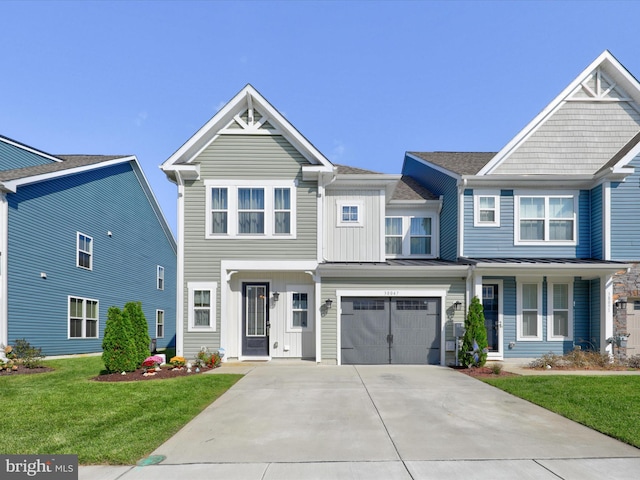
[454,322,465,338]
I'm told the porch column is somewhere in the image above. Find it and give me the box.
[603,274,614,355]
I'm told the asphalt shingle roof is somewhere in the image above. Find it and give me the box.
[0,155,130,182]
[392,175,438,201]
[408,152,497,176]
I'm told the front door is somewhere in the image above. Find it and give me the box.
[482,283,502,358]
[242,283,270,357]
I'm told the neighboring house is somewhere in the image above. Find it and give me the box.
[404,50,639,360]
[0,135,177,356]
[162,50,640,365]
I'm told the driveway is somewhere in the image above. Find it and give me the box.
[84,365,640,479]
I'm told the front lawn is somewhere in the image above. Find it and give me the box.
[484,375,640,448]
[0,356,242,464]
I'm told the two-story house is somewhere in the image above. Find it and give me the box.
[404,50,638,360]
[161,85,469,365]
[0,135,177,356]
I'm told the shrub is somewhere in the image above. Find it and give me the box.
[12,338,44,368]
[170,356,186,368]
[195,349,221,369]
[489,362,503,375]
[459,296,489,367]
[124,302,151,367]
[627,355,640,369]
[102,306,138,373]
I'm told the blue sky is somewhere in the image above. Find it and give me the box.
[3,0,640,234]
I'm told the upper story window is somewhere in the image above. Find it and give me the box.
[474,191,500,227]
[385,215,436,258]
[515,193,577,245]
[337,201,363,227]
[157,266,165,290]
[205,181,296,239]
[77,232,93,270]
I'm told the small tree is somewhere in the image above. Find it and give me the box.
[124,301,151,367]
[459,296,489,367]
[102,306,138,373]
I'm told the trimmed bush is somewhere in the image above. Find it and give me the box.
[459,296,489,367]
[124,301,151,367]
[102,306,138,373]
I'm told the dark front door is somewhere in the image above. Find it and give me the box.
[242,283,270,357]
[483,284,499,352]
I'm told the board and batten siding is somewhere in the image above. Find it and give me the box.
[320,276,466,365]
[464,189,590,258]
[323,188,382,262]
[181,134,319,358]
[611,155,640,262]
[7,162,177,355]
[402,156,458,261]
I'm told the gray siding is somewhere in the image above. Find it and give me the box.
[181,134,318,358]
[496,101,640,175]
[611,155,640,261]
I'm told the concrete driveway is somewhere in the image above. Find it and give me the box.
[83,364,640,480]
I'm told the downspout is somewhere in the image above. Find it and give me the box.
[174,171,185,357]
[0,192,8,348]
[457,178,467,259]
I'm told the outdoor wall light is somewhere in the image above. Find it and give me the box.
[453,300,462,311]
[614,299,627,312]
[272,292,280,302]
[325,298,333,308]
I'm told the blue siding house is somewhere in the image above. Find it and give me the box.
[0,135,177,356]
[403,50,640,360]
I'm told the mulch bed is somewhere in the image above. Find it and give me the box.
[92,366,216,382]
[0,365,54,376]
[451,366,517,378]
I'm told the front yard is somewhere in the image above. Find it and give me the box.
[0,356,242,464]
[484,375,640,448]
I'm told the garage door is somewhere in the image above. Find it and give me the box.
[341,297,441,365]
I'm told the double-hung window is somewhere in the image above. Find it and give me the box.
[517,280,542,341]
[69,296,98,338]
[77,232,93,270]
[474,191,500,227]
[410,217,432,255]
[206,181,296,238]
[156,310,165,338]
[157,266,165,290]
[548,282,573,340]
[516,193,576,244]
[188,282,217,332]
[385,217,403,255]
[384,215,437,257]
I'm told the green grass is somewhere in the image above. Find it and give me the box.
[484,375,640,447]
[0,356,242,465]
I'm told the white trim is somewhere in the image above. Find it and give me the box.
[514,191,578,246]
[335,288,447,366]
[516,278,543,341]
[336,201,363,227]
[603,182,611,260]
[0,136,63,163]
[0,194,7,348]
[76,232,93,270]
[67,296,99,339]
[187,281,217,332]
[175,174,185,356]
[384,214,439,258]
[204,180,297,239]
[237,279,271,361]
[315,276,322,364]
[286,284,314,332]
[473,190,501,227]
[156,309,165,339]
[458,183,465,257]
[547,280,574,341]
[157,265,165,290]
[604,275,614,355]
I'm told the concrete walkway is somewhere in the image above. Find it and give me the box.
[81,364,640,480]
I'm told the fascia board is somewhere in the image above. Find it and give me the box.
[0,136,62,163]
[162,84,333,169]
[1,156,135,193]
[479,51,617,176]
[404,153,462,179]
[317,265,470,277]
[462,174,596,190]
[474,262,630,278]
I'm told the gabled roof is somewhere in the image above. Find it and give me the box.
[391,175,438,201]
[479,50,640,176]
[0,134,62,170]
[0,155,127,183]
[161,84,334,181]
[408,152,497,176]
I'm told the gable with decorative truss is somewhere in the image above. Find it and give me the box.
[569,68,633,102]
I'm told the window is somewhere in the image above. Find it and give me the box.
[287,286,313,331]
[238,188,264,234]
[517,281,542,341]
[211,187,228,234]
[157,266,165,290]
[384,214,437,258]
[205,181,296,238]
[410,217,432,255]
[274,188,291,234]
[69,296,98,338]
[156,310,164,338]
[353,299,385,310]
[515,194,576,244]
[188,282,217,331]
[77,233,93,270]
[385,217,403,255]
[292,293,308,328]
[474,192,500,227]
[548,282,573,340]
[396,300,429,310]
[337,201,363,227]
